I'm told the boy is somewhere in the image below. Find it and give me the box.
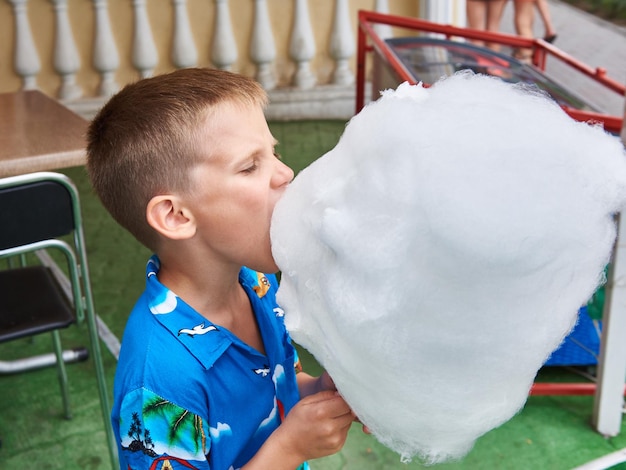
[86,68,355,469]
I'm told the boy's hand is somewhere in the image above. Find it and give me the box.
[277,390,354,462]
[312,372,370,434]
[299,371,370,434]
[245,390,358,469]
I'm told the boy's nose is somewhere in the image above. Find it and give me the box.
[273,160,294,187]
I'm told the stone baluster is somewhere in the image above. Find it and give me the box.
[250,0,276,90]
[132,0,158,78]
[419,0,454,27]
[92,0,119,96]
[50,0,82,100]
[211,0,238,71]
[172,0,197,68]
[330,0,354,86]
[289,0,316,89]
[6,0,40,90]
[374,0,392,39]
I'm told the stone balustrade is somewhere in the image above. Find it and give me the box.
[1,0,470,120]
[2,2,626,464]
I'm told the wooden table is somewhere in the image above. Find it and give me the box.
[0,90,88,177]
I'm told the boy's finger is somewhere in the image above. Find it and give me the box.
[301,390,339,404]
[323,395,354,419]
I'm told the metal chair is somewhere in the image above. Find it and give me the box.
[0,171,117,468]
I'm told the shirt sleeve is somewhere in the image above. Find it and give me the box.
[115,387,211,469]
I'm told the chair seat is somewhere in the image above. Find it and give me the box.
[0,265,75,343]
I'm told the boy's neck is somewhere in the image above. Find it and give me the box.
[156,253,266,354]
[157,254,240,315]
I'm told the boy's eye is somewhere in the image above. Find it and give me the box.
[242,163,258,174]
[273,150,282,159]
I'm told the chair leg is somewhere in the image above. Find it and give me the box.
[85,311,119,468]
[51,330,72,419]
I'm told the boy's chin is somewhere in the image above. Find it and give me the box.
[247,259,279,275]
[265,263,280,275]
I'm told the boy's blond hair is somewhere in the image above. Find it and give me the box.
[86,68,268,251]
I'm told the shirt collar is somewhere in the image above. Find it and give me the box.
[143,256,274,370]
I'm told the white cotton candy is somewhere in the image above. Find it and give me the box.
[269,71,626,464]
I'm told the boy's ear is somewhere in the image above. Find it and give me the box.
[146,195,196,240]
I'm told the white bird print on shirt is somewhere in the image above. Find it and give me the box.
[253,366,271,377]
[178,323,218,337]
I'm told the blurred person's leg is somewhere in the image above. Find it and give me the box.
[536,0,557,42]
[467,0,507,51]
[513,0,535,62]
[467,0,488,47]
[485,0,507,51]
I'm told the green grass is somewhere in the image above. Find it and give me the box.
[1,119,625,469]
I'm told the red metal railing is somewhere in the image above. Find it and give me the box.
[356,10,625,134]
[531,382,626,396]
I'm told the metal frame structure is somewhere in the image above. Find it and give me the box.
[356,9,626,437]
[356,10,624,133]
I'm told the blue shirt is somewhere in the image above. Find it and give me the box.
[112,256,307,469]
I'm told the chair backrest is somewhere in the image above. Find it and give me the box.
[0,175,75,251]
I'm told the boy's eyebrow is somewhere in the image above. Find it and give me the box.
[242,138,280,162]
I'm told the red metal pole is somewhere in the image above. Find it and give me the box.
[355,16,367,114]
[531,382,626,396]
